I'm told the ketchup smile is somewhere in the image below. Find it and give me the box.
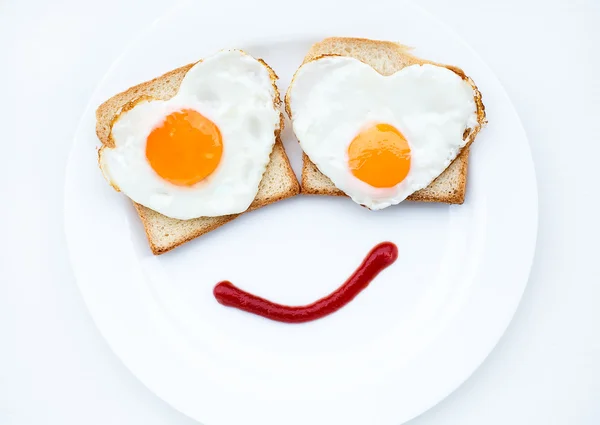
[213,242,398,323]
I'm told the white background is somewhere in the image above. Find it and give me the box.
[1,0,599,424]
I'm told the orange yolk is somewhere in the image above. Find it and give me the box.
[347,123,411,188]
[146,109,222,186]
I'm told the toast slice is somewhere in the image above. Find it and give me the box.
[285,37,487,204]
[96,57,300,255]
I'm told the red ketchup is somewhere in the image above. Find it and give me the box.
[213,242,398,324]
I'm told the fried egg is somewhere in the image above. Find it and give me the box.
[99,50,280,220]
[287,56,479,210]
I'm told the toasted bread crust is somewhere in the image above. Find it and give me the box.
[96,64,195,148]
[135,139,299,255]
[95,52,299,254]
[285,37,487,205]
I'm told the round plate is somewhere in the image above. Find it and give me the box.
[64,1,537,424]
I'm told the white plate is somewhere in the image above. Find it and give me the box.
[64,1,537,424]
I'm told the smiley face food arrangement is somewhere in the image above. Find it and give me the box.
[95,38,486,323]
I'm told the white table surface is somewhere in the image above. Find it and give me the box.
[1,0,599,424]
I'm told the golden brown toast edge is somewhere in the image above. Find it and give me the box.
[95,53,300,254]
[285,37,487,205]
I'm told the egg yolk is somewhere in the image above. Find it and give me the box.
[146,109,223,186]
[347,123,411,188]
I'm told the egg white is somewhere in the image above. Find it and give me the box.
[287,56,479,210]
[99,49,280,220]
